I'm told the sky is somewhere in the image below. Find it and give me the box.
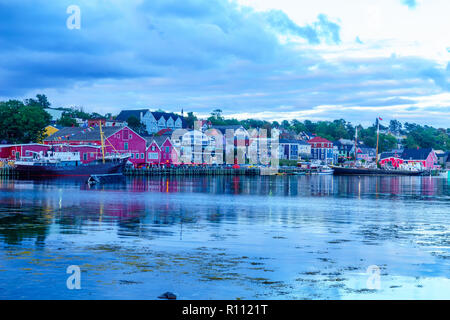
[0,0,449,127]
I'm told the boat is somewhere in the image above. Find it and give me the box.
[15,152,129,178]
[439,170,449,178]
[14,121,129,178]
[330,165,423,176]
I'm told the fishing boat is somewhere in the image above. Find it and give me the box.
[330,165,423,176]
[14,121,129,178]
[15,152,128,178]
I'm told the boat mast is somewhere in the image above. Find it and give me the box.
[99,120,106,164]
[375,118,380,166]
[354,126,358,161]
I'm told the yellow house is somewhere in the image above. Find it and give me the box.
[39,125,59,143]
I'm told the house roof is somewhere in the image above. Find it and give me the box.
[279,139,309,145]
[151,111,182,121]
[144,135,168,148]
[308,137,332,143]
[401,148,433,160]
[380,151,402,159]
[115,110,149,122]
[44,126,121,142]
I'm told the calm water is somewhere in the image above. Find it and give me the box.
[0,175,448,300]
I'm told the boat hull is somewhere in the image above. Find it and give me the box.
[331,166,423,176]
[15,159,127,178]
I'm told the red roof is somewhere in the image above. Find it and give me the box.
[308,137,332,143]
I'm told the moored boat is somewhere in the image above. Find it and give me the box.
[330,165,423,176]
[14,152,129,178]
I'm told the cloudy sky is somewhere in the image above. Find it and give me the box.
[0,0,449,127]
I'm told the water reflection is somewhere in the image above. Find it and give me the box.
[0,175,447,247]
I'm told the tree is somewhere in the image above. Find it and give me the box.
[36,94,51,108]
[185,112,198,129]
[0,100,51,143]
[389,120,402,135]
[57,115,78,127]
[127,116,146,134]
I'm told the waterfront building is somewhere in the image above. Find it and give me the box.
[44,126,147,167]
[0,143,50,161]
[333,139,354,162]
[352,145,377,162]
[400,148,438,169]
[380,148,438,169]
[145,136,179,166]
[279,139,311,161]
[379,151,403,168]
[308,137,334,164]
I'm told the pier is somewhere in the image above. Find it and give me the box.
[124,166,308,176]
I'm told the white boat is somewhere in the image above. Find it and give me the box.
[317,168,334,175]
[439,170,449,178]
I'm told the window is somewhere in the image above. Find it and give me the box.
[83,153,87,160]
[124,142,128,150]
[129,134,132,139]
[151,146,156,151]
[148,152,158,160]
[165,146,170,153]
[141,153,144,159]
[131,153,134,159]
[136,153,139,159]
[123,129,129,140]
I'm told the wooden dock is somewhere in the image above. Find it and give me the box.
[123,167,310,176]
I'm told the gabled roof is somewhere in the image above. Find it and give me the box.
[308,137,332,143]
[44,126,121,142]
[116,109,149,121]
[144,135,169,148]
[401,148,433,160]
[151,111,182,121]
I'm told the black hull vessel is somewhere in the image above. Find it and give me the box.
[15,158,128,178]
[331,166,423,176]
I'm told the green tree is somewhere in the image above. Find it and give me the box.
[57,115,78,127]
[127,116,146,134]
[0,100,51,143]
[185,112,198,129]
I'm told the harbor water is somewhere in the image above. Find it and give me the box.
[0,175,448,299]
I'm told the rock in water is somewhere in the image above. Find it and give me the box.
[158,292,177,299]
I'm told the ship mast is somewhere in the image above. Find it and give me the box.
[99,120,106,164]
[375,118,380,166]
